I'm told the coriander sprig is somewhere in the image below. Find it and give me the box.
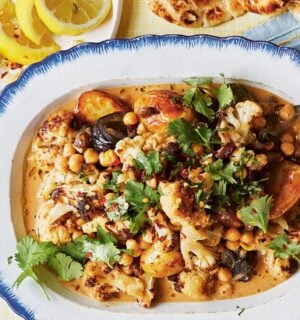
[269,234,300,263]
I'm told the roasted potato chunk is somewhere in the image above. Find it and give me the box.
[75,90,128,124]
[134,90,194,132]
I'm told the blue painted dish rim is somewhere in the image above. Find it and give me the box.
[0,34,299,320]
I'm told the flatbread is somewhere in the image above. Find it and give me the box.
[146,0,291,27]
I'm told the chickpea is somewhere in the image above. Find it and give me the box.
[219,282,233,296]
[281,133,294,143]
[54,155,69,173]
[99,149,119,167]
[240,230,254,244]
[225,228,241,242]
[63,143,76,157]
[225,240,240,251]
[139,238,151,250]
[69,154,84,173]
[126,239,142,257]
[279,103,295,122]
[251,116,266,130]
[292,118,300,133]
[123,112,139,126]
[122,265,133,276]
[76,218,85,228]
[218,267,232,282]
[137,122,146,135]
[146,177,157,189]
[119,253,133,267]
[280,142,295,156]
[84,148,99,164]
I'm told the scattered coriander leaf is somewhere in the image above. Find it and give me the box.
[215,83,234,110]
[135,151,163,176]
[103,171,122,193]
[97,226,117,245]
[60,235,91,263]
[49,253,83,281]
[205,159,236,184]
[105,196,129,221]
[183,87,215,121]
[183,77,213,86]
[269,234,300,262]
[7,256,13,265]
[239,195,273,233]
[83,242,121,267]
[168,119,216,153]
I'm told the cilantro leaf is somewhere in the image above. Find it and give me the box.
[183,87,215,121]
[60,235,90,263]
[205,160,236,184]
[135,151,163,176]
[215,84,234,110]
[97,226,117,245]
[168,119,215,153]
[49,253,83,281]
[103,171,121,193]
[239,195,273,233]
[125,181,159,234]
[183,77,213,86]
[13,236,58,299]
[269,234,300,262]
[83,242,121,267]
[105,196,128,221]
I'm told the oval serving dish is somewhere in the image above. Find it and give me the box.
[0,35,299,320]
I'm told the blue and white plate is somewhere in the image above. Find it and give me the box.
[0,35,299,320]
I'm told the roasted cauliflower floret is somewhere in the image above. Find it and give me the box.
[174,270,216,300]
[36,200,77,244]
[134,90,194,133]
[181,224,216,271]
[140,210,184,278]
[83,261,154,307]
[219,101,263,144]
[32,111,74,170]
[231,148,268,171]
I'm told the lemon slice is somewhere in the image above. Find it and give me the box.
[34,0,112,36]
[0,0,60,65]
[16,0,50,45]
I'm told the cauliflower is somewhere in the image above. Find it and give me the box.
[140,210,184,278]
[174,270,216,300]
[219,101,263,144]
[83,261,155,308]
[181,224,216,271]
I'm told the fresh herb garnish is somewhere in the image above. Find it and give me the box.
[239,195,273,233]
[13,236,58,299]
[83,242,121,267]
[168,119,216,154]
[125,181,159,234]
[205,159,236,184]
[135,151,163,176]
[49,253,83,282]
[183,87,215,121]
[7,256,13,265]
[269,233,300,263]
[97,226,118,245]
[214,74,234,109]
[105,196,129,221]
[183,77,213,86]
[103,171,122,193]
[60,235,91,263]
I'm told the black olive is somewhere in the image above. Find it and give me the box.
[91,112,128,152]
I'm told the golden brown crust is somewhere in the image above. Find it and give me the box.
[246,0,289,14]
[288,0,300,20]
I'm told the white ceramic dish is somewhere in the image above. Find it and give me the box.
[0,35,299,320]
[0,0,123,89]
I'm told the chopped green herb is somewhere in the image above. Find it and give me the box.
[269,234,300,263]
[105,196,128,221]
[103,171,122,193]
[60,235,91,263]
[135,151,163,176]
[215,83,234,110]
[83,241,121,267]
[79,171,89,184]
[205,159,236,184]
[239,195,273,233]
[97,226,118,245]
[49,253,83,282]
[7,256,13,265]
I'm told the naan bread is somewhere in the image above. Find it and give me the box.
[146,0,291,27]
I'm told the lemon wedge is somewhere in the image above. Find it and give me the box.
[34,0,112,36]
[0,0,60,65]
[16,0,50,45]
